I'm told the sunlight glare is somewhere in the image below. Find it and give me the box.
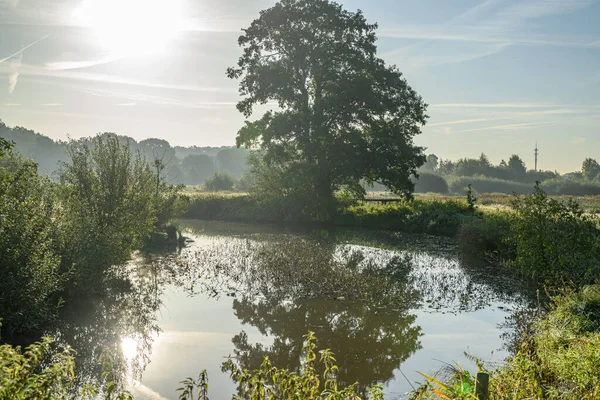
[73,0,185,55]
[121,337,138,362]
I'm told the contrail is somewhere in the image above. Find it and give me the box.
[0,34,50,64]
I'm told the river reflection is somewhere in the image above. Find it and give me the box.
[51,220,534,399]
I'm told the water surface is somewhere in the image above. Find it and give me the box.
[53,220,532,399]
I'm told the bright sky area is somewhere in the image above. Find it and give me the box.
[0,0,598,172]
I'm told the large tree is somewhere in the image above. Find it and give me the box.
[227,0,428,217]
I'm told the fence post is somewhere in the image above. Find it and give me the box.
[475,372,489,400]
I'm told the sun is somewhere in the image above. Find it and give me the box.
[73,0,185,55]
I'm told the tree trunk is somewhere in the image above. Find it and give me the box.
[315,172,335,222]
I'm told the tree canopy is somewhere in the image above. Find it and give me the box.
[582,158,600,181]
[227,0,428,217]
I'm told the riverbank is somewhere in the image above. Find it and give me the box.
[411,286,600,399]
[183,191,513,261]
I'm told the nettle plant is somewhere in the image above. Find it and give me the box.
[178,332,385,400]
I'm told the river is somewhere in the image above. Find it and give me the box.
[51,220,533,399]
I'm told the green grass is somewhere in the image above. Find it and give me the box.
[412,286,600,400]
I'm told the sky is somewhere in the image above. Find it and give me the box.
[0,0,599,173]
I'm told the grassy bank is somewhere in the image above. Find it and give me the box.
[411,286,600,400]
[184,192,484,235]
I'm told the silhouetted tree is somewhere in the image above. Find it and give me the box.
[582,158,600,181]
[508,154,527,180]
[227,0,428,218]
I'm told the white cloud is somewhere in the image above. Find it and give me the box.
[0,62,234,93]
[456,121,557,133]
[379,0,598,69]
[46,53,124,70]
[571,137,587,144]
[493,0,595,26]
[428,117,507,127]
[430,103,557,109]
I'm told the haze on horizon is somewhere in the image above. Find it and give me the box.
[0,0,598,173]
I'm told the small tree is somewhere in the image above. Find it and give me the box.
[508,154,527,181]
[413,172,448,193]
[582,158,600,181]
[508,183,600,286]
[59,135,159,280]
[204,172,235,192]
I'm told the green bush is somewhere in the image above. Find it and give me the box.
[541,178,600,196]
[334,199,472,236]
[411,287,600,400]
[204,172,235,191]
[414,172,449,194]
[457,211,512,258]
[507,184,600,286]
[185,193,267,221]
[178,332,384,400]
[58,135,160,284]
[490,286,600,399]
[0,152,63,338]
[0,321,133,400]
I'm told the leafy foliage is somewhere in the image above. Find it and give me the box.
[0,150,63,338]
[414,172,449,194]
[1,134,184,337]
[0,323,132,400]
[204,172,235,192]
[228,0,428,218]
[220,332,384,399]
[582,158,600,181]
[507,183,600,286]
[490,287,600,399]
[58,134,159,282]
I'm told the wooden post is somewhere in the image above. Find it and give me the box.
[475,372,489,400]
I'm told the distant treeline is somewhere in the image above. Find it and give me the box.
[369,152,600,196]
[0,120,249,185]
[3,120,599,196]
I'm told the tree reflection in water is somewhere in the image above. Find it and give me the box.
[200,237,425,396]
[49,251,177,392]
[44,223,534,397]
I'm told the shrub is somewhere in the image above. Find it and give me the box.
[0,334,79,400]
[541,178,600,196]
[204,172,235,191]
[0,152,63,338]
[457,211,512,259]
[411,287,600,400]
[507,184,600,286]
[0,322,133,400]
[178,332,384,400]
[490,286,600,399]
[58,135,159,283]
[413,172,449,194]
[334,198,472,236]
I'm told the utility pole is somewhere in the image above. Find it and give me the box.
[534,142,539,172]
